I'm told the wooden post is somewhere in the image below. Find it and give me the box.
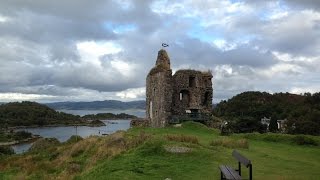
[238,162,241,176]
[75,125,78,141]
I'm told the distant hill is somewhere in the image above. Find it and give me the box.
[0,101,84,127]
[45,100,146,110]
[82,113,137,120]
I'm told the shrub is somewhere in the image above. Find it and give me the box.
[166,134,199,144]
[211,138,249,149]
[237,133,319,146]
[13,131,32,141]
[182,121,208,130]
[138,139,165,156]
[293,135,318,146]
[66,135,83,144]
[0,145,15,155]
[127,131,150,148]
[30,138,60,152]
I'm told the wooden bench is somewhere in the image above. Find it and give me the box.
[219,150,252,180]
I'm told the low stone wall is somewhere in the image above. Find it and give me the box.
[130,118,150,127]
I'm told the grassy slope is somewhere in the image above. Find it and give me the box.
[1,122,319,180]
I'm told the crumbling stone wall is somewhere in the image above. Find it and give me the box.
[146,49,213,128]
[172,70,213,115]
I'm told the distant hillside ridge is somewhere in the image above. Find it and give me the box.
[0,101,84,127]
[45,100,146,110]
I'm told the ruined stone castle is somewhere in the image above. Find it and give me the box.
[146,49,213,128]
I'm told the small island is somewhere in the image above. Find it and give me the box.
[82,113,137,120]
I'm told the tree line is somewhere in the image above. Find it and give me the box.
[0,101,137,128]
[213,91,320,135]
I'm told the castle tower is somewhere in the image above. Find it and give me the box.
[146,49,173,127]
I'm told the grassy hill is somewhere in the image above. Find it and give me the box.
[1,122,319,179]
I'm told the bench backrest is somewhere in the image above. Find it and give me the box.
[232,150,251,167]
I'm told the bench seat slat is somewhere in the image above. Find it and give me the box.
[232,150,251,167]
[226,166,241,180]
[219,165,241,180]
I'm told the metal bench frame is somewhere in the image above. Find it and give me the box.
[219,150,252,180]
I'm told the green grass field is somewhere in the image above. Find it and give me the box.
[1,122,319,179]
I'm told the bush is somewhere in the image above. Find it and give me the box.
[138,139,165,156]
[30,138,60,151]
[182,121,208,130]
[237,133,319,146]
[0,146,15,155]
[66,135,83,144]
[210,138,249,149]
[127,131,150,148]
[293,136,318,146]
[166,134,199,144]
[13,131,32,141]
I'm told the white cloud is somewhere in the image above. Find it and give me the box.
[213,39,237,51]
[0,15,10,23]
[110,60,136,77]
[0,93,57,102]
[76,41,122,64]
[290,86,320,94]
[269,11,288,20]
[116,87,145,100]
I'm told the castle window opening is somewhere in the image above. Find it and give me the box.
[203,91,210,105]
[189,76,196,87]
[179,90,190,105]
[149,101,153,118]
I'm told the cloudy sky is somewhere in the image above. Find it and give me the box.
[0,0,319,103]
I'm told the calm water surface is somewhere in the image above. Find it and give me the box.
[11,109,146,154]
[59,109,145,118]
[12,120,130,154]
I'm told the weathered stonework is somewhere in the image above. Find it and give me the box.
[146,49,213,127]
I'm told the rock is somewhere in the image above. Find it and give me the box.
[164,146,192,153]
[67,163,81,173]
[130,118,150,127]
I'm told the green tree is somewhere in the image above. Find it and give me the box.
[269,118,278,132]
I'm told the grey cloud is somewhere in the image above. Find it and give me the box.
[284,0,320,11]
[0,0,319,102]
